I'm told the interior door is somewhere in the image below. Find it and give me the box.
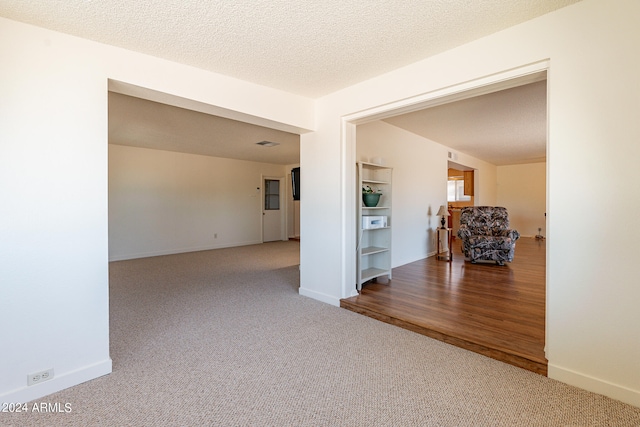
[263,177,284,242]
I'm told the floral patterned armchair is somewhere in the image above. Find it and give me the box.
[457,206,520,265]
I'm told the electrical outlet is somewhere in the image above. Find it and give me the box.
[27,368,54,386]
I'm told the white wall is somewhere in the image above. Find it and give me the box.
[356,121,498,267]
[109,145,288,260]
[0,19,112,403]
[300,0,640,407]
[0,16,313,403]
[497,162,547,237]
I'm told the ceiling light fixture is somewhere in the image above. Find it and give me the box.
[256,141,279,147]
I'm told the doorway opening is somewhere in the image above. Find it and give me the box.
[342,62,549,372]
[108,80,303,261]
[107,81,305,372]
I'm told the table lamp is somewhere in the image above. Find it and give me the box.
[436,205,450,229]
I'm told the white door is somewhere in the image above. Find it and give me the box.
[263,177,284,242]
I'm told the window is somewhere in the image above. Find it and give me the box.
[447,180,471,202]
[264,179,280,210]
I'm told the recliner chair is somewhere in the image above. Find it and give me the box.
[457,206,520,265]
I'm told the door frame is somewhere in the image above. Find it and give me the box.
[261,175,287,242]
[341,60,550,344]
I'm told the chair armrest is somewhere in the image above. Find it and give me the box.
[457,226,472,240]
[496,229,520,240]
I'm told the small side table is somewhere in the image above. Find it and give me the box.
[436,227,453,262]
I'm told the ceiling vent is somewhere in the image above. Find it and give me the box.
[256,141,279,147]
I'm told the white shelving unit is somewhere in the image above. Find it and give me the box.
[356,162,392,292]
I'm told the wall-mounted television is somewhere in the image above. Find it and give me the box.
[291,167,300,201]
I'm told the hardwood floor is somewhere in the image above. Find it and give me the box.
[341,237,547,375]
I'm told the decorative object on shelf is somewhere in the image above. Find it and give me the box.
[362,185,382,207]
[436,205,450,229]
[362,215,388,229]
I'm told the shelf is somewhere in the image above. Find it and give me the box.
[362,179,389,185]
[361,267,389,282]
[362,246,389,256]
[360,162,390,169]
[361,226,390,231]
[357,161,392,292]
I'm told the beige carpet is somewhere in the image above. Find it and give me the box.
[4,241,639,426]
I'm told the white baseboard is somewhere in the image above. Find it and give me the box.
[393,252,433,268]
[109,240,263,261]
[548,363,640,407]
[298,287,341,307]
[0,359,112,404]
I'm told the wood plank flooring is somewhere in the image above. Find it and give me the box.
[341,237,547,375]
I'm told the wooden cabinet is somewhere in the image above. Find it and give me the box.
[451,209,462,237]
[464,170,474,196]
[357,162,392,291]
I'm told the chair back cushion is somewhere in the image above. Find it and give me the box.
[459,206,510,236]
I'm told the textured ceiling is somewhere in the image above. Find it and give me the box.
[384,80,547,166]
[4,0,562,165]
[1,0,579,97]
[109,92,300,165]
[109,79,546,166]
